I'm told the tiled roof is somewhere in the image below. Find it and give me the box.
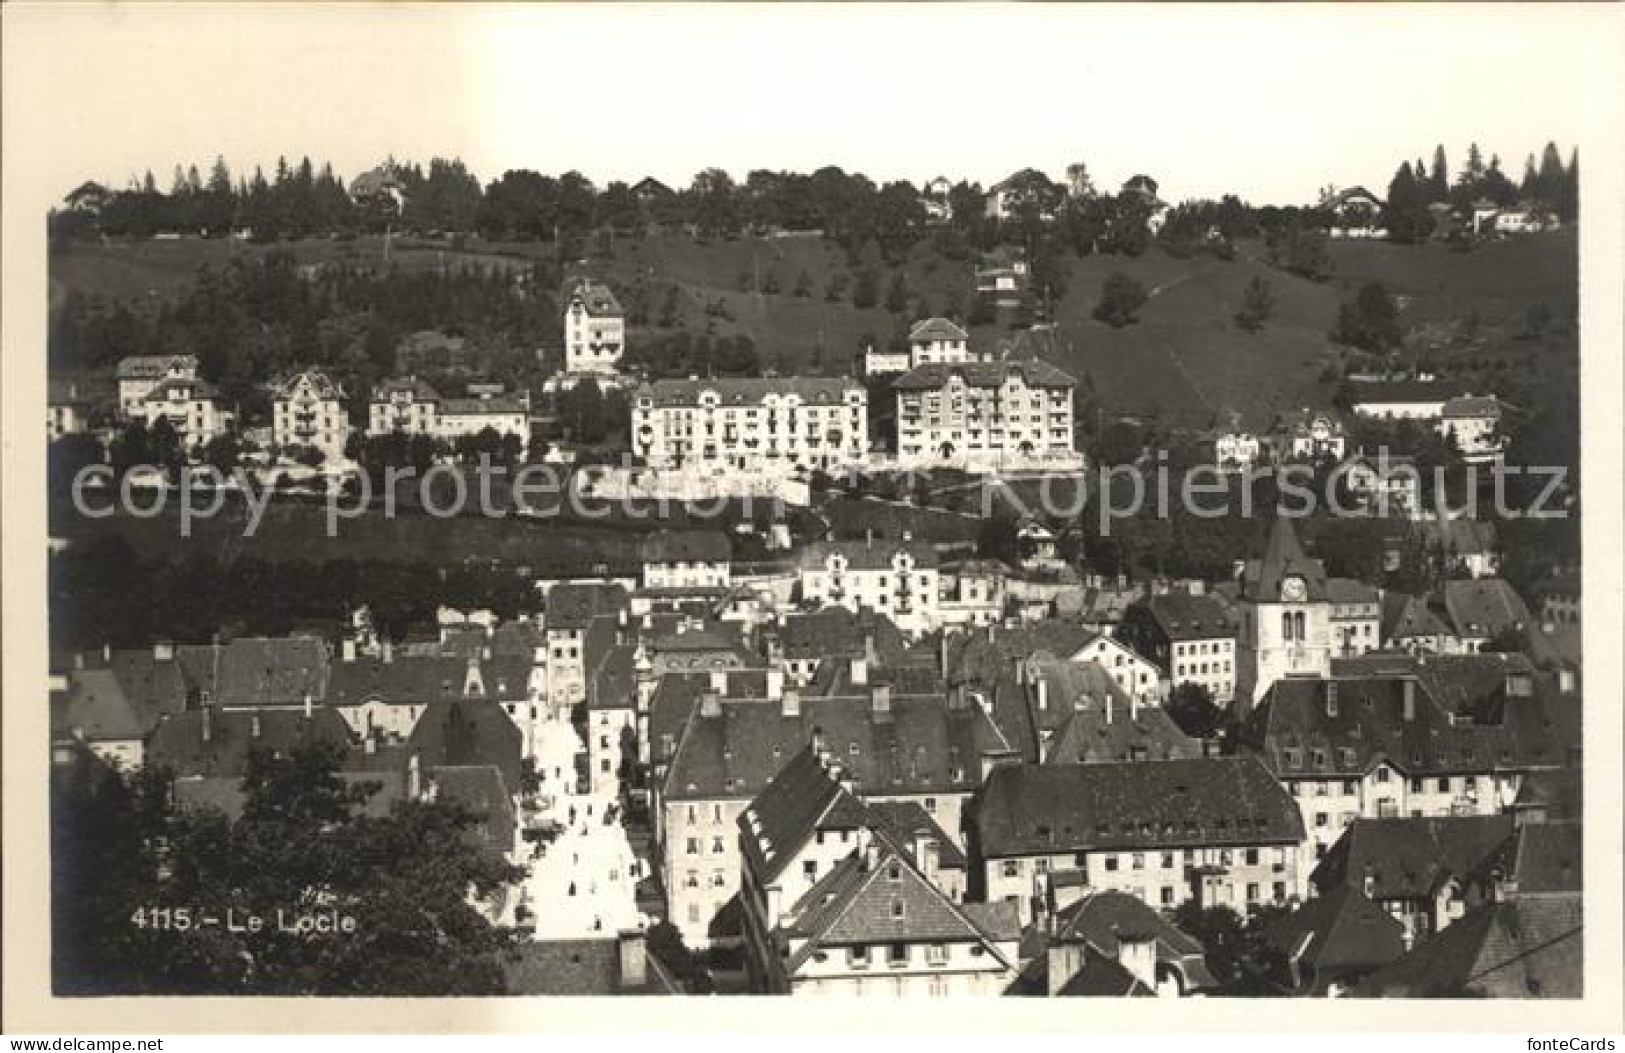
[53,669,145,743]
[1138,593,1235,641]
[866,799,968,869]
[778,608,907,662]
[547,581,629,631]
[639,529,732,565]
[1440,395,1503,419]
[116,354,196,380]
[1380,592,1451,641]
[977,757,1304,858]
[1352,895,1582,998]
[428,764,517,850]
[1442,578,1531,637]
[567,279,624,318]
[635,376,862,408]
[1511,768,1582,823]
[1057,889,1209,964]
[1054,954,1154,997]
[405,700,523,790]
[172,638,330,709]
[946,620,1100,689]
[891,359,1076,392]
[800,538,941,573]
[440,394,530,415]
[1420,516,1497,556]
[663,691,1008,803]
[502,938,678,995]
[1324,578,1380,605]
[991,654,1199,765]
[326,655,531,707]
[1262,885,1406,985]
[148,708,353,779]
[1346,380,1457,405]
[908,317,969,343]
[1242,667,1569,779]
[1481,822,1582,895]
[737,747,863,884]
[369,375,442,402]
[1312,815,1515,900]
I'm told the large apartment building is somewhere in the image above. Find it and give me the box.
[892,360,1076,470]
[631,377,868,475]
[116,355,199,418]
[798,538,941,637]
[138,373,231,449]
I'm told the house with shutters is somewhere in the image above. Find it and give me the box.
[737,747,1017,996]
[798,538,941,637]
[563,279,627,376]
[116,355,199,419]
[652,656,1014,946]
[1239,654,1579,872]
[975,756,1306,925]
[273,369,349,463]
[1118,591,1239,705]
[638,530,732,592]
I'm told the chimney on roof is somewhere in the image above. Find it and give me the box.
[939,632,951,677]
[102,643,111,663]
[341,637,357,662]
[1326,681,1339,717]
[1402,679,1416,722]
[949,683,968,711]
[1036,675,1049,712]
[864,628,878,669]
[303,691,314,719]
[382,640,394,664]
[1362,864,1375,899]
[872,683,892,722]
[866,529,874,549]
[851,655,868,687]
[408,752,421,799]
[782,686,801,718]
[201,704,213,743]
[700,690,722,718]
[616,926,648,991]
[251,714,261,739]
[1557,666,1576,694]
[1105,694,1114,725]
[364,733,377,755]
[153,640,175,662]
[766,667,784,701]
[1188,580,1205,597]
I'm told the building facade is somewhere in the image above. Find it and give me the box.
[632,377,868,476]
[798,539,941,637]
[892,360,1077,471]
[563,279,626,376]
[273,370,349,463]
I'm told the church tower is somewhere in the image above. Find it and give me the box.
[1235,517,1333,715]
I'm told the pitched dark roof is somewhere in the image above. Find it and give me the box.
[1484,822,1582,895]
[1442,578,1531,637]
[502,937,678,995]
[737,747,863,884]
[639,529,731,565]
[778,607,908,662]
[326,655,530,707]
[1055,954,1154,997]
[1263,885,1406,985]
[172,637,330,708]
[546,581,629,631]
[116,354,196,380]
[405,700,523,789]
[663,691,1009,803]
[1510,768,1582,823]
[636,376,862,408]
[946,620,1099,689]
[148,708,353,780]
[1135,593,1236,641]
[908,317,969,343]
[566,279,624,318]
[800,538,941,572]
[428,764,517,851]
[1380,592,1451,641]
[1312,815,1515,900]
[1352,896,1582,998]
[865,799,967,869]
[891,359,1075,391]
[977,757,1304,858]
[274,369,346,401]
[1056,890,1212,984]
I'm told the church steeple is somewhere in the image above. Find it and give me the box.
[1245,516,1326,602]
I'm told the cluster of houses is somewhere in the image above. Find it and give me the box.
[1325,186,1564,241]
[51,506,1581,997]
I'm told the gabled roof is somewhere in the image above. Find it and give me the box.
[1312,815,1515,900]
[275,369,346,402]
[1262,885,1406,985]
[427,764,517,850]
[865,799,967,869]
[908,317,969,343]
[946,620,1100,689]
[1440,395,1503,419]
[662,690,1009,803]
[1442,578,1530,638]
[737,747,866,885]
[1511,768,1582,823]
[148,707,353,780]
[172,638,330,708]
[405,699,523,790]
[1381,592,1451,641]
[1352,895,1582,998]
[1056,890,1211,977]
[977,757,1304,858]
[1477,821,1582,895]
[53,669,145,744]
[778,608,908,662]
[891,359,1075,392]
[370,375,442,403]
[503,937,679,995]
[567,279,624,317]
[997,653,1199,765]
[1134,593,1235,641]
[639,529,731,565]
[143,376,224,403]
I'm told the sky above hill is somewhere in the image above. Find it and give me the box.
[4,4,1613,208]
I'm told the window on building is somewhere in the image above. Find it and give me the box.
[1314,813,1328,828]
[711,836,725,855]
[1161,852,1176,869]
[685,837,700,855]
[1104,855,1119,872]
[926,943,948,966]
[888,943,908,965]
[1244,848,1259,866]
[1246,883,1260,903]
[1132,853,1145,870]
[849,945,871,968]
[1001,860,1021,878]
[804,860,818,881]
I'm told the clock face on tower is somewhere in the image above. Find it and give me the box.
[1281,576,1307,602]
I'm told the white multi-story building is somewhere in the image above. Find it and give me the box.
[1437,395,1506,463]
[798,538,941,636]
[273,370,350,463]
[139,373,230,449]
[907,317,971,367]
[117,355,199,419]
[47,380,92,442]
[367,376,529,453]
[563,279,626,376]
[631,377,868,476]
[1272,408,1347,462]
[892,360,1077,471]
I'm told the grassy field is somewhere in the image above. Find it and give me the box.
[51,227,1575,427]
